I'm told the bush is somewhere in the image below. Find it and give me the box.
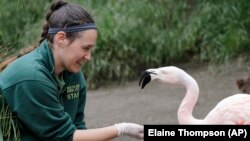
[1,0,250,89]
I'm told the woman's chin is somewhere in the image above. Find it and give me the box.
[68,66,81,73]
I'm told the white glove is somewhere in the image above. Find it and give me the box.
[114,122,144,140]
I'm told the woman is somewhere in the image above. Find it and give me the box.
[0,0,143,140]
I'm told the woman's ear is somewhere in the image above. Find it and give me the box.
[54,31,67,47]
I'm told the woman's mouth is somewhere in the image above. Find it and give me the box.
[78,60,86,66]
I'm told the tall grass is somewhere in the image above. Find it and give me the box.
[0,0,250,88]
[0,0,49,60]
[81,0,250,88]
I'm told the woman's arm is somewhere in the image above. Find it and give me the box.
[73,126,117,141]
[73,123,144,141]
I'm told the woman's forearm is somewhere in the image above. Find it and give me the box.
[73,125,118,141]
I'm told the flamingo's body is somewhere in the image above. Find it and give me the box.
[139,66,250,124]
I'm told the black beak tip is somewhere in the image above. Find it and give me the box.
[139,71,152,89]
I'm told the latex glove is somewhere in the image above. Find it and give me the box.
[114,122,144,140]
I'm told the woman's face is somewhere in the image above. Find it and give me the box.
[59,29,97,73]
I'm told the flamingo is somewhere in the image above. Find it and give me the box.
[139,66,250,124]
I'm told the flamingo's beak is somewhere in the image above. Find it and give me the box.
[139,71,156,89]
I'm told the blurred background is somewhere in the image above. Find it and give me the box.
[0,0,250,89]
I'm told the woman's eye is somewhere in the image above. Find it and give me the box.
[82,47,89,51]
[82,45,94,52]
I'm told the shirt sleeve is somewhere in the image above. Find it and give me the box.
[2,80,76,141]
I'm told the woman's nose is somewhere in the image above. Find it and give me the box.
[84,52,91,61]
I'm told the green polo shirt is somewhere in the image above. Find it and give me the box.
[0,40,87,141]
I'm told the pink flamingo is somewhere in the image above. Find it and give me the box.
[139,66,250,124]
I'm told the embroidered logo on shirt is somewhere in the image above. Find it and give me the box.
[66,84,80,100]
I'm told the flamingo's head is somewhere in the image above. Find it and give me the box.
[139,66,185,89]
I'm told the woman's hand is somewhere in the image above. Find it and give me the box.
[115,123,144,140]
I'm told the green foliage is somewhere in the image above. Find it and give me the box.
[0,0,250,89]
[0,95,20,141]
[185,0,250,63]
[81,0,250,88]
[82,0,189,88]
[0,0,49,59]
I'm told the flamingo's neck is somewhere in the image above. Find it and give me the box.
[177,74,202,124]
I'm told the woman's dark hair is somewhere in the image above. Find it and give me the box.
[0,0,94,71]
[40,0,95,44]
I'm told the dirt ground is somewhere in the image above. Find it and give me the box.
[84,60,250,141]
